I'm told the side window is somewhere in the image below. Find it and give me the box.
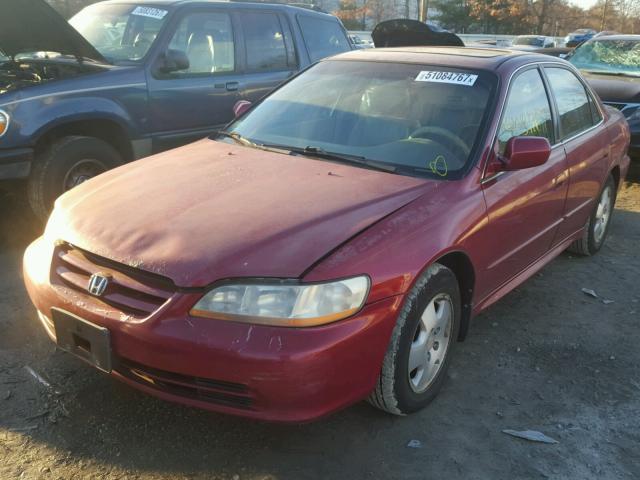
[297,16,351,63]
[167,11,235,75]
[239,12,289,72]
[545,67,596,140]
[497,68,554,153]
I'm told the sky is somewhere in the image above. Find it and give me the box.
[570,0,599,10]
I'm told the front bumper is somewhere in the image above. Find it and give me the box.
[0,147,33,179]
[23,237,403,422]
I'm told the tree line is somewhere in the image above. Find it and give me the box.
[46,0,640,35]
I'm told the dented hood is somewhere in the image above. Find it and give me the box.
[55,139,431,287]
[0,0,106,62]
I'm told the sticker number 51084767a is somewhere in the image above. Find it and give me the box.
[415,71,478,86]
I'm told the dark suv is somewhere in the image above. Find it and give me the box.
[0,0,352,218]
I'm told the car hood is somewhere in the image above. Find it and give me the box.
[581,70,640,103]
[54,139,432,287]
[0,0,106,63]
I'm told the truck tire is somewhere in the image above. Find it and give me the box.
[28,136,123,220]
[368,263,461,415]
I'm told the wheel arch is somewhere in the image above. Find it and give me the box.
[34,118,134,163]
[433,250,475,341]
[610,164,621,191]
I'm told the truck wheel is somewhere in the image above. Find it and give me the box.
[368,263,461,415]
[28,136,123,220]
[569,174,616,256]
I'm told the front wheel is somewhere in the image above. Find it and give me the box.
[368,263,461,415]
[27,136,123,220]
[569,174,616,256]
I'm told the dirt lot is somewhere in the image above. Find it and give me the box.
[1,169,639,480]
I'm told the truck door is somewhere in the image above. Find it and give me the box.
[146,8,241,152]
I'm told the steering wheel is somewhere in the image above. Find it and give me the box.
[408,126,471,158]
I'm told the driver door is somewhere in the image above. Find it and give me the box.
[146,8,242,152]
[478,67,569,298]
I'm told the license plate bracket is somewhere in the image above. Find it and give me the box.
[52,308,112,373]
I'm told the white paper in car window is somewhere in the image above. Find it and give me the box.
[131,6,168,20]
[415,71,478,86]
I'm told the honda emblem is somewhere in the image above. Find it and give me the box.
[87,273,110,297]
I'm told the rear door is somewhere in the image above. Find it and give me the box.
[146,7,242,152]
[542,66,610,242]
[233,10,298,104]
[480,66,569,292]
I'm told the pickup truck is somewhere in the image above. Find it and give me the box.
[0,0,352,218]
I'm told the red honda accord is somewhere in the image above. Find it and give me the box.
[24,48,630,422]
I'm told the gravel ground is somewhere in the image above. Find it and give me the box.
[1,168,639,480]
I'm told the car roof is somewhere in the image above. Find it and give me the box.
[99,0,333,15]
[329,47,554,71]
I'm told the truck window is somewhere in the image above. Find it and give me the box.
[168,12,235,75]
[238,12,289,72]
[297,16,350,63]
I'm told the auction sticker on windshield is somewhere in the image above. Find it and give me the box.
[131,6,168,19]
[415,71,478,86]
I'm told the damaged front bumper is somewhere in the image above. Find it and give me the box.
[23,236,402,422]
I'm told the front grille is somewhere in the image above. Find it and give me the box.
[52,243,174,318]
[116,358,253,410]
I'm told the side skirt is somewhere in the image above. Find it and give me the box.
[472,228,584,315]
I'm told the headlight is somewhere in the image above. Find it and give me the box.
[0,110,9,137]
[190,276,370,327]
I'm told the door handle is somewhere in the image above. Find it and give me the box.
[226,81,239,91]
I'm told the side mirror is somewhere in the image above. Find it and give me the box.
[503,136,551,170]
[233,100,252,118]
[159,49,189,74]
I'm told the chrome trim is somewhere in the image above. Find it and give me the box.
[0,83,147,108]
[0,109,9,137]
[480,170,507,185]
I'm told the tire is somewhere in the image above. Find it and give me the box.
[27,136,123,221]
[569,174,616,256]
[368,263,461,415]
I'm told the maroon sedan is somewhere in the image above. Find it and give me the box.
[23,48,630,422]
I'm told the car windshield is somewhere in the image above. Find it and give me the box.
[69,4,169,63]
[570,39,640,76]
[226,60,496,179]
[514,37,544,46]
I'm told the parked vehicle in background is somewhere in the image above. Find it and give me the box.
[565,28,597,47]
[372,19,464,47]
[24,47,629,422]
[569,35,640,158]
[532,46,573,58]
[348,34,370,49]
[593,31,619,38]
[0,0,352,219]
[510,35,556,50]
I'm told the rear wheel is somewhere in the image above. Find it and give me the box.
[569,174,616,256]
[28,136,123,220]
[368,263,461,415]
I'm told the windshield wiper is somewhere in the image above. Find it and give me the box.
[217,131,260,148]
[287,146,398,174]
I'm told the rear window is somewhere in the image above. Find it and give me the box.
[297,15,350,63]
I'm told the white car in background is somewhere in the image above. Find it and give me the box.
[511,35,556,50]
